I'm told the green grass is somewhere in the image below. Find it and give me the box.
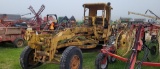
[0,44,160,69]
[0,45,23,69]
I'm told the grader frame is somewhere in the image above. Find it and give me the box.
[20,2,113,69]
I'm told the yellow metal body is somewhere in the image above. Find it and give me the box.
[115,28,136,56]
[27,3,113,63]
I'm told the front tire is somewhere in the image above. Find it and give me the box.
[20,46,42,69]
[60,46,83,69]
[95,53,108,69]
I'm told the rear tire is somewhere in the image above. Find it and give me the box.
[20,46,42,69]
[95,53,108,69]
[147,35,159,61]
[13,38,24,48]
[60,46,83,69]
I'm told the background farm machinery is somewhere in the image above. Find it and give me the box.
[20,3,113,69]
[0,14,26,48]
[96,22,160,69]
[41,14,76,30]
[0,26,25,48]
[128,10,160,23]
[0,5,46,48]
[94,9,160,69]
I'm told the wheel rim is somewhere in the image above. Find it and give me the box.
[111,57,116,62]
[17,40,23,47]
[100,59,107,69]
[116,30,135,56]
[28,50,38,67]
[70,55,80,69]
[147,36,159,61]
[116,31,128,56]
[28,54,36,65]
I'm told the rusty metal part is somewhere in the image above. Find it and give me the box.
[28,5,45,30]
[70,55,80,69]
[115,29,136,56]
[0,26,24,47]
[24,30,33,41]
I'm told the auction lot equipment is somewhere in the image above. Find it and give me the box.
[96,23,160,69]
[20,2,113,69]
[0,27,25,47]
[0,17,25,48]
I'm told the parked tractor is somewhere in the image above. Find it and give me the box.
[20,2,113,69]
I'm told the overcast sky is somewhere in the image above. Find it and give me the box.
[0,0,160,21]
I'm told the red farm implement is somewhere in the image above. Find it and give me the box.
[96,23,160,69]
[0,14,25,47]
[0,20,25,48]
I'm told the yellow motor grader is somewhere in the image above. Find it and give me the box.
[20,2,113,69]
